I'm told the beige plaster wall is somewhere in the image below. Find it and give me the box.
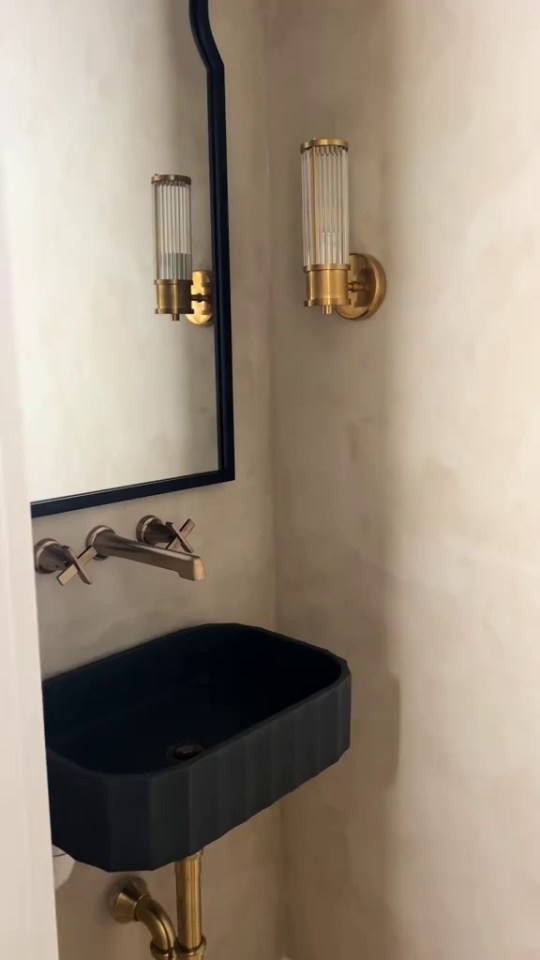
[32,2,282,958]
[267,1,540,958]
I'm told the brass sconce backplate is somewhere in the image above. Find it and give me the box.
[336,253,387,321]
[189,270,213,326]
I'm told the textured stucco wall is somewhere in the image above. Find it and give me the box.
[267,1,540,958]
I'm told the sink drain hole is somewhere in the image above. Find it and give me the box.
[166,742,204,763]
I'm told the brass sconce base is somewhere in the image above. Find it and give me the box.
[111,852,206,960]
[336,252,386,321]
[155,279,193,323]
[304,264,349,313]
[304,253,386,320]
[154,273,213,325]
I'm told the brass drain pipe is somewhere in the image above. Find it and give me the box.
[111,876,177,959]
[110,852,206,960]
[175,853,205,958]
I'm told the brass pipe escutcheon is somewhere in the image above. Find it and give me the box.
[110,876,177,960]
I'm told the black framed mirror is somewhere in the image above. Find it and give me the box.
[6,0,233,518]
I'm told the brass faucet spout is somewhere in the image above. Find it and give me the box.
[86,526,205,581]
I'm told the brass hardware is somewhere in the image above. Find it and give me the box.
[154,272,213,325]
[155,279,194,323]
[300,136,386,320]
[300,138,349,151]
[151,172,212,325]
[175,854,205,959]
[189,270,213,326]
[304,264,350,311]
[151,174,192,186]
[34,538,97,586]
[86,526,205,581]
[110,853,206,960]
[111,877,177,960]
[303,254,386,320]
[34,522,204,586]
[336,253,387,320]
[136,516,196,554]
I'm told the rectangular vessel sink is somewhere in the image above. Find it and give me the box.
[43,623,350,871]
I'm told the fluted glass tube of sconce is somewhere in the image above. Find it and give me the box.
[301,139,349,269]
[152,174,192,281]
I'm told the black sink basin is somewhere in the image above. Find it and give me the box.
[43,623,350,871]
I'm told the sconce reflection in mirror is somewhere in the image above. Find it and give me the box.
[152,174,212,326]
[300,139,386,321]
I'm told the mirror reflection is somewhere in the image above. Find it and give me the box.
[5,0,219,506]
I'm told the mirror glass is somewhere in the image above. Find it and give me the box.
[4,0,228,511]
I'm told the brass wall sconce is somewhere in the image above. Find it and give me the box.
[152,174,213,325]
[300,139,386,320]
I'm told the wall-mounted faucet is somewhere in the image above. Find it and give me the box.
[87,526,204,580]
[34,517,204,586]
